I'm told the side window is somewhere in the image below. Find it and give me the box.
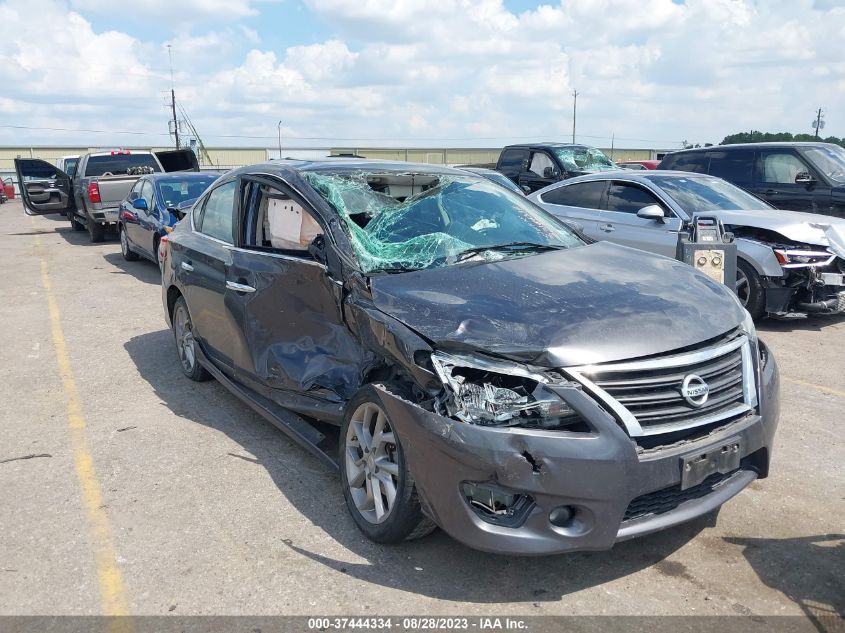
[604,182,664,214]
[197,181,236,244]
[498,149,529,176]
[528,152,555,177]
[540,181,606,209]
[662,152,708,173]
[243,181,323,253]
[140,180,155,210]
[759,151,811,184]
[128,181,143,200]
[708,150,754,183]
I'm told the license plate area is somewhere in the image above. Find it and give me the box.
[680,437,741,490]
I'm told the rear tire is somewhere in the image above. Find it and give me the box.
[340,385,437,544]
[736,259,765,320]
[172,297,212,382]
[120,225,139,261]
[88,218,105,243]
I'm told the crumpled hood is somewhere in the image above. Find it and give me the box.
[370,242,745,367]
[716,208,845,258]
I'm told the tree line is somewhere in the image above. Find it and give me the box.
[721,131,845,148]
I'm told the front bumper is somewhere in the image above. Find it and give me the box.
[376,341,780,555]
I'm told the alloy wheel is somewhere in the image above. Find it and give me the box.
[344,402,400,524]
[173,305,196,373]
[736,267,750,308]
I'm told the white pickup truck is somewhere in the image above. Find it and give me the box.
[16,149,198,242]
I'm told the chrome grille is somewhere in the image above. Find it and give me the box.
[566,333,757,437]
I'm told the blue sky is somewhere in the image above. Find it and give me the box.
[0,0,841,149]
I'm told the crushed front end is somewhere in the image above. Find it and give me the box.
[375,325,780,555]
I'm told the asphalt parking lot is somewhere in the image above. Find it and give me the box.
[1,200,842,619]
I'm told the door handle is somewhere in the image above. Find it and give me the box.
[599,223,615,232]
[180,261,194,272]
[765,189,780,195]
[226,280,256,293]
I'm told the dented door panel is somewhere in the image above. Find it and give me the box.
[230,248,371,402]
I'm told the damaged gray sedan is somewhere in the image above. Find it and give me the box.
[160,159,780,555]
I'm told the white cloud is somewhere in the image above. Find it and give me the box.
[0,0,843,148]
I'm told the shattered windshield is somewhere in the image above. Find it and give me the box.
[553,147,616,173]
[304,171,583,273]
[648,175,772,212]
[802,146,845,184]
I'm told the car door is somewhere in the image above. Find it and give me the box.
[534,180,608,239]
[178,178,251,374]
[226,176,365,406]
[126,179,157,257]
[13,159,74,215]
[596,180,682,257]
[518,151,559,193]
[751,149,832,213]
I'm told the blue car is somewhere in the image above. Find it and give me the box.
[119,173,218,267]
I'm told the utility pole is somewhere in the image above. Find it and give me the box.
[813,108,824,140]
[167,45,180,149]
[571,90,578,144]
[277,120,283,158]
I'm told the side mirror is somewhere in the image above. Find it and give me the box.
[308,234,328,265]
[795,171,815,185]
[520,184,532,194]
[543,166,559,179]
[637,204,665,222]
[132,198,148,211]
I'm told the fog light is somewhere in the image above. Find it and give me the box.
[549,505,575,527]
[461,482,534,528]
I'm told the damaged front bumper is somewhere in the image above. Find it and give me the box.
[374,342,780,556]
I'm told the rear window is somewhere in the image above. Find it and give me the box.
[497,149,529,176]
[540,181,606,209]
[707,150,754,183]
[660,152,709,173]
[84,154,161,177]
[156,177,216,208]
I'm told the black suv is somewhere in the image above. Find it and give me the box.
[659,142,845,218]
[496,143,617,193]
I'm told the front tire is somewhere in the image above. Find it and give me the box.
[120,225,139,261]
[736,259,765,320]
[172,297,211,382]
[340,385,436,544]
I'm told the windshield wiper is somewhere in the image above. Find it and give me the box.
[455,241,563,262]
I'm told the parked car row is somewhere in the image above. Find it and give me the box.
[15,148,200,242]
[13,152,789,555]
[489,141,845,319]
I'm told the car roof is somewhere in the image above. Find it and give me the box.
[666,142,840,154]
[227,158,475,179]
[503,143,593,150]
[144,172,218,182]
[551,170,714,186]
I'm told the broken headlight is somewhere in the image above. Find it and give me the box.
[430,352,583,429]
[773,248,835,268]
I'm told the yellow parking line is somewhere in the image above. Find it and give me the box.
[783,376,845,399]
[34,233,130,617]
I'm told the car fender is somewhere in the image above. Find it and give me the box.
[734,238,784,277]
